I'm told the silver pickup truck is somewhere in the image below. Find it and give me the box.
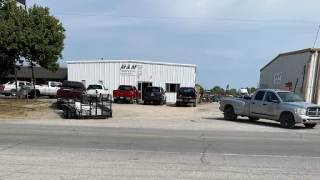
[219,89,320,129]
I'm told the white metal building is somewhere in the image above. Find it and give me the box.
[67,60,196,103]
[259,48,320,104]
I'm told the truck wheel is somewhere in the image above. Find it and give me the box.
[130,98,134,104]
[176,102,180,107]
[224,106,238,121]
[248,117,260,121]
[160,100,163,106]
[193,102,197,107]
[280,113,296,129]
[304,123,317,128]
[10,89,17,96]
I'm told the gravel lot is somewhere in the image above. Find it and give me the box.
[1,97,319,133]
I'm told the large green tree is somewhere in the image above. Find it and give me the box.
[0,1,66,98]
[0,0,26,78]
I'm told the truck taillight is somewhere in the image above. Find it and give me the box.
[195,94,197,99]
[160,92,162,97]
[2,85,5,89]
[56,90,60,97]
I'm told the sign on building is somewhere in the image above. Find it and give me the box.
[274,72,282,85]
[120,63,143,76]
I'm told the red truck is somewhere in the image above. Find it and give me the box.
[56,80,87,109]
[113,85,140,104]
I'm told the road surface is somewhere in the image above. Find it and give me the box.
[1,122,320,179]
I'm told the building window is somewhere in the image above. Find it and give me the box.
[165,83,180,92]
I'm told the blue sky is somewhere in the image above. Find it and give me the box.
[27,0,320,90]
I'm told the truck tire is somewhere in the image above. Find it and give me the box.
[304,123,317,128]
[10,89,16,96]
[193,102,197,107]
[248,117,260,121]
[130,97,134,104]
[224,106,238,121]
[280,113,296,129]
[176,102,180,107]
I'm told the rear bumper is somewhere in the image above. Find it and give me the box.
[295,115,320,124]
[176,98,196,103]
[144,96,162,101]
[114,96,132,100]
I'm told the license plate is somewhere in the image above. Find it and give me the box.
[120,97,124,99]
[151,93,154,96]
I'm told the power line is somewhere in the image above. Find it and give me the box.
[55,13,320,23]
[313,25,320,48]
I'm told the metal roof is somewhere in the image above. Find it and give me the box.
[67,60,196,67]
[260,48,320,71]
[7,66,68,79]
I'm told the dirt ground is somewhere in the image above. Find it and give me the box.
[0,98,219,120]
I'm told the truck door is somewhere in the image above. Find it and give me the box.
[263,91,281,119]
[249,90,269,118]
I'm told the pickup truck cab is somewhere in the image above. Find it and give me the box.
[113,85,139,104]
[219,89,320,129]
[56,80,86,109]
[25,81,62,98]
[86,84,111,101]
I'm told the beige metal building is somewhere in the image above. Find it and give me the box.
[259,48,320,104]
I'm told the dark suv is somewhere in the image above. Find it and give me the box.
[176,87,198,107]
[143,86,166,105]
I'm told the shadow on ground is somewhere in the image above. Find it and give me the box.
[203,117,309,130]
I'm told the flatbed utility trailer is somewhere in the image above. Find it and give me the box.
[59,94,112,119]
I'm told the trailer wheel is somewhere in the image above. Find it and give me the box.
[280,113,295,129]
[224,106,238,121]
[63,107,68,119]
[68,109,72,119]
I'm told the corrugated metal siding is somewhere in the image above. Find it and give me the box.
[68,61,196,103]
[259,52,311,98]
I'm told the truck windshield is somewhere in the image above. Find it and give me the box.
[87,85,102,90]
[118,86,132,91]
[145,87,160,92]
[277,92,304,102]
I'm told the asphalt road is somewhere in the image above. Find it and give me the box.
[1,123,320,180]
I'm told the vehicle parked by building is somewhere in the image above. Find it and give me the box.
[113,85,140,104]
[0,80,32,96]
[86,84,111,102]
[219,89,320,129]
[143,86,166,105]
[24,81,62,98]
[56,80,87,109]
[176,87,198,107]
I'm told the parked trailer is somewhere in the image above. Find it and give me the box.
[59,94,112,119]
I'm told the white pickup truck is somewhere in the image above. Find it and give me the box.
[1,80,32,96]
[86,84,111,101]
[219,89,320,129]
[25,81,62,98]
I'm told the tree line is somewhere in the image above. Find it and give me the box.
[196,84,257,95]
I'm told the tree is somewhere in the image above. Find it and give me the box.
[0,0,27,98]
[249,87,257,94]
[22,5,66,98]
[0,1,66,99]
[211,86,225,94]
[195,84,204,95]
[229,88,237,95]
